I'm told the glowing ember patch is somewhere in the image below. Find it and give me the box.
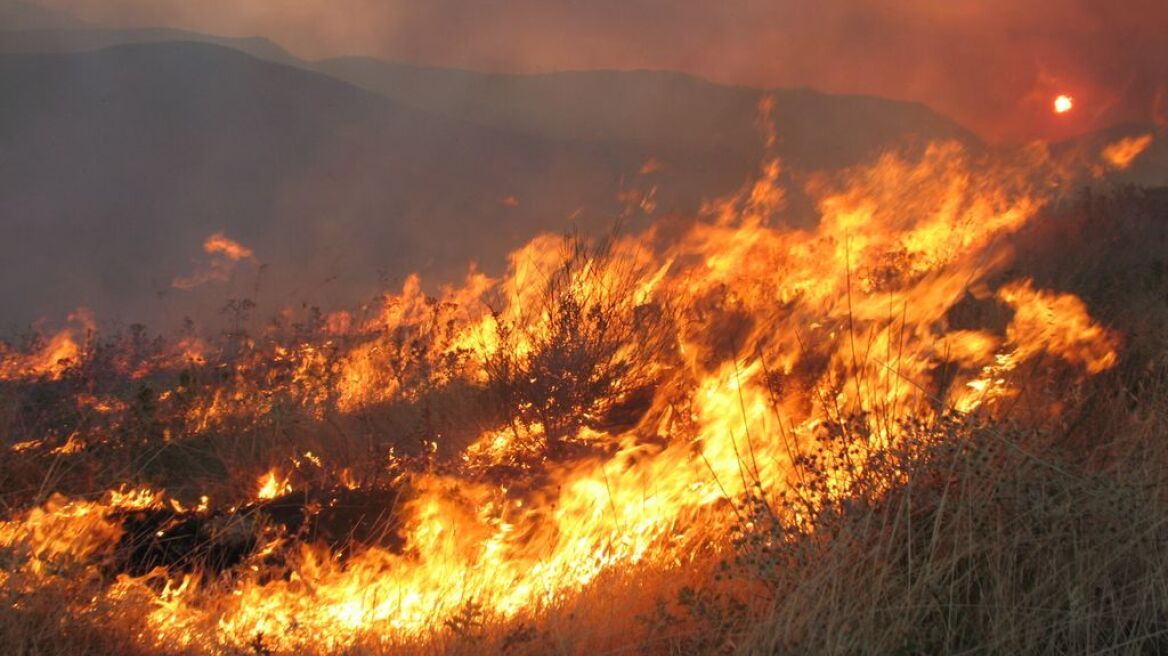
[1054,94,1074,114]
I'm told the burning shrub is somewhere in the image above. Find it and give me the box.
[0,138,1161,655]
[483,236,676,449]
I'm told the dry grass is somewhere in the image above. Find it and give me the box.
[2,188,1168,654]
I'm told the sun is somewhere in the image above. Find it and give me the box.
[1053,94,1074,114]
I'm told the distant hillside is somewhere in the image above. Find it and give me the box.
[313,58,976,171]
[0,27,299,65]
[0,25,978,173]
[0,32,988,331]
[0,42,681,330]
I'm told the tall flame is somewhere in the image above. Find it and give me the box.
[0,134,1132,653]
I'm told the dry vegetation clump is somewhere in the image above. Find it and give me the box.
[483,237,676,449]
[723,409,1168,655]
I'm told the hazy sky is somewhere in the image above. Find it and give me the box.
[35,0,1168,141]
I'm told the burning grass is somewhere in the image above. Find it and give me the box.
[1,137,1167,655]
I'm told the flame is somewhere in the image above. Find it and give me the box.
[0,133,1128,653]
[1054,94,1074,114]
[0,309,94,380]
[172,231,256,290]
[255,470,291,500]
[1102,133,1154,170]
[203,232,254,261]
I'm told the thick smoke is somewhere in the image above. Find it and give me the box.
[35,0,1168,140]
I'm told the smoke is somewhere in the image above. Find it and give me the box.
[32,0,1168,141]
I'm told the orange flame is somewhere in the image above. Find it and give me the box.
[0,309,94,380]
[1102,133,1154,170]
[172,231,256,290]
[0,134,1128,653]
[256,470,291,500]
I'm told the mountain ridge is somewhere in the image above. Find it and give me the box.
[0,35,1017,332]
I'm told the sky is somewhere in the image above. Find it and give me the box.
[31,0,1168,142]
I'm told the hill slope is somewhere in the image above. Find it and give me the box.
[314,58,975,171]
[0,27,298,64]
[0,34,984,331]
[0,42,671,329]
[0,26,977,172]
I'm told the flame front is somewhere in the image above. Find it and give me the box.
[0,136,1128,653]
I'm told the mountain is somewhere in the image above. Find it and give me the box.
[0,42,687,330]
[0,25,978,172]
[0,34,983,331]
[0,27,299,65]
[313,58,976,171]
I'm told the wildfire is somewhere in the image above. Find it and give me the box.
[0,128,1137,654]
[0,308,94,380]
[172,231,257,290]
[1054,94,1074,114]
[1102,133,1154,170]
[256,469,291,500]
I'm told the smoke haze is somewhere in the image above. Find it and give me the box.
[32,0,1168,141]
